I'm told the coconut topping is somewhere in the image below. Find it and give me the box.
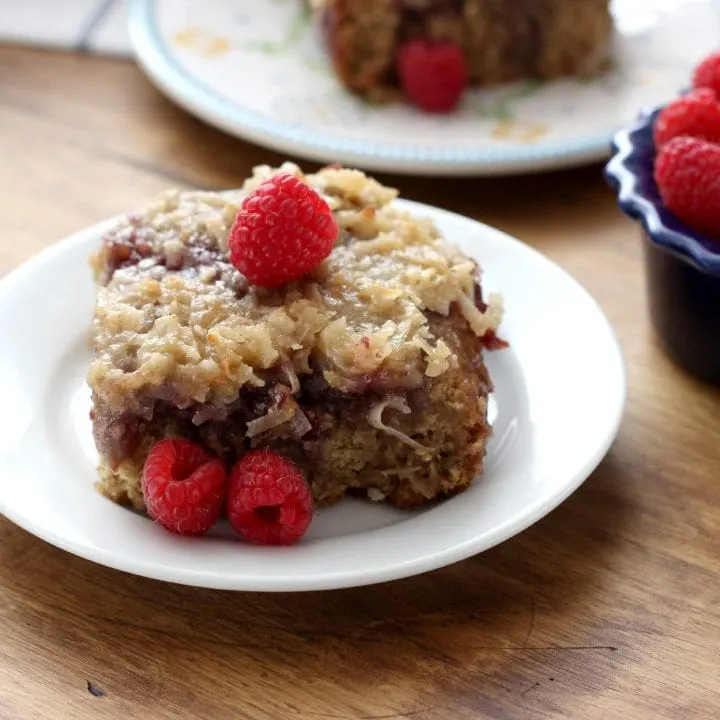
[88,163,502,414]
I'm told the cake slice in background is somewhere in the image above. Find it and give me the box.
[310,0,613,109]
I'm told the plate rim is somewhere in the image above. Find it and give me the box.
[125,0,617,176]
[0,202,626,591]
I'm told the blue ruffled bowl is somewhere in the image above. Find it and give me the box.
[605,108,720,386]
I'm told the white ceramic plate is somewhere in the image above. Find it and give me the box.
[127,0,719,176]
[0,201,625,591]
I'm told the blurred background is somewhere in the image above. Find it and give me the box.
[0,0,130,56]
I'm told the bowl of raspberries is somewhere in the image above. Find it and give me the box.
[606,51,720,387]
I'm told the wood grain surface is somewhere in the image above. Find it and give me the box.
[1,45,719,720]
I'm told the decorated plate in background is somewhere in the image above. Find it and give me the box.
[127,0,719,175]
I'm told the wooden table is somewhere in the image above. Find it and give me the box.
[1,45,719,720]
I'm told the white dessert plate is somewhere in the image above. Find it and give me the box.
[126,0,719,176]
[0,201,625,591]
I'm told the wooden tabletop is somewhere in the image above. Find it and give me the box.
[1,45,719,720]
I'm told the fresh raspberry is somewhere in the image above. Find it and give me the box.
[228,173,338,288]
[142,439,226,536]
[654,136,720,237]
[693,52,720,97]
[653,89,720,148]
[226,449,313,545]
[397,39,468,113]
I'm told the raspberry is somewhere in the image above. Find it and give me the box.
[654,136,720,237]
[653,89,720,148]
[226,449,313,545]
[693,52,720,97]
[397,39,468,113]
[142,439,226,536]
[228,173,338,288]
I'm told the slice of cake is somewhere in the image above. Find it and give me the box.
[310,0,613,108]
[88,164,503,514]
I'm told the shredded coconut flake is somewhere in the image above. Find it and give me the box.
[367,397,430,455]
[282,361,301,394]
[457,291,504,338]
[246,403,296,438]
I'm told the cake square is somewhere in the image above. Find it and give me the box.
[88,164,503,512]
